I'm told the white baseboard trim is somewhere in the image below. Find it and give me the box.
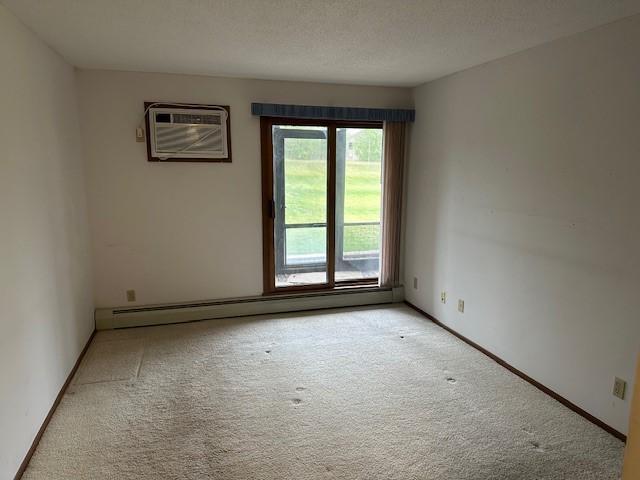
[95,286,404,330]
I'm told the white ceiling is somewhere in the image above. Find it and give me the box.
[4,0,640,87]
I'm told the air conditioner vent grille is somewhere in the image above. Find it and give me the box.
[171,113,221,125]
[155,124,223,153]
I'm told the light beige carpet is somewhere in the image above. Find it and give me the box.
[23,305,623,479]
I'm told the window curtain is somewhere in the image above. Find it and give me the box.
[380,121,406,288]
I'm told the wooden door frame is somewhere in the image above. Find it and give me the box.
[260,116,382,295]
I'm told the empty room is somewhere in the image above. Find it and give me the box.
[2,1,640,479]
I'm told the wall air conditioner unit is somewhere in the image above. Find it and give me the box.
[146,104,231,162]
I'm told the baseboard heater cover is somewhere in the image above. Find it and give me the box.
[95,286,404,330]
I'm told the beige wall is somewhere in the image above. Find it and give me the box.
[404,15,640,434]
[77,70,412,308]
[0,6,94,478]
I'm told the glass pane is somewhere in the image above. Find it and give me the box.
[285,226,326,265]
[273,125,328,287]
[335,127,382,282]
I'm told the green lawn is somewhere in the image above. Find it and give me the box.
[284,159,381,256]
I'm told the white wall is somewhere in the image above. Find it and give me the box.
[0,5,94,478]
[77,70,412,308]
[405,15,640,434]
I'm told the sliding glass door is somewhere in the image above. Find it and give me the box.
[261,118,383,293]
[274,125,329,287]
[335,127,383,282]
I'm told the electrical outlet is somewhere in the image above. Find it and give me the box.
[413,277,418,289]
[126,289,136,302]
[457,299,464,313]
[135,127,145,142]
[441,291,447,304]
[613,377,626,399]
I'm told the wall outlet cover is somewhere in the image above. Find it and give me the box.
[413,277,418,289]
[441,291,447,304]
[126,289,136,302]
[457,299,464,313]
[613,377,626,399]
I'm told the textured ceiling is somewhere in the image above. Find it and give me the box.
[4,0,640,86]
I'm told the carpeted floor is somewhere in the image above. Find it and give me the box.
[23,305,624,479]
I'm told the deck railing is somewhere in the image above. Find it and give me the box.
[284,221,380,267]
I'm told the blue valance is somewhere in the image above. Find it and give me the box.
[251,103,415,122]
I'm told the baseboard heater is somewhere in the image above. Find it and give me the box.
[95,286,404,330]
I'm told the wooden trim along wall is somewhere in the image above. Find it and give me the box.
[404,301,627,442]
[13,330,97,480]
[622,355,640,479]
